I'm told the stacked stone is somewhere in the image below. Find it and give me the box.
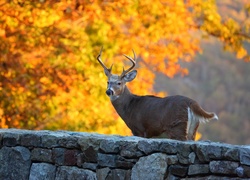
[0,129,249,180]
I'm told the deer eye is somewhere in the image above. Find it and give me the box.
[117,82,121,85]
[107,81,110,85]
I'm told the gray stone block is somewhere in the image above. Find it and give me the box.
[177,143,192,157]
[223,147,239,161]
[188,164,209,175]
[52,148,79,166]
[52,148,66,165]
[97,167,111,180]
[188,152,196,164]
[20,133,42,147]
[158,139,179,154]
[107,169,131,180]
[168,165,188,177]
[236,166,245,177]
[120,141,142,158]
[137,139,161,155]
[55,166,97,180]
[166,173,179,180]
[237,165,250,178]
[0,146,31,180]
[29,163,56,180]
[100,138,120,153]
[82,162,98,171]
[98,153,117,168]
[78,134,104,152]
[194,143,222,162]
[239,147,250,166]
[138,139,179,155]
[116,155,137,169]
[166,155,178,165]
[31,148,53,162]
[41,134,59,148]
[58,136,80,148]
[209,160,239,175]
[131,153,168,180]
[3,132,20,146]
[82,146,98,163]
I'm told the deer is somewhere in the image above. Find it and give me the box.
[97,48,218,141]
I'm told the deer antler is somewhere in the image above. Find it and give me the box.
[97,47,113,75]
[120,50,136,78]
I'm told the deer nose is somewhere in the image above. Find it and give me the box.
[106,89,114,96]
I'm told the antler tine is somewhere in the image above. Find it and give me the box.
[97,47,112,73]
[121,49,136,77]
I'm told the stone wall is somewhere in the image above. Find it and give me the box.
[0,129,250,180]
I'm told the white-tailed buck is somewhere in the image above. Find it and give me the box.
[97,48,218,140]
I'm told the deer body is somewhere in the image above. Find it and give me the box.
[97,48,218,141]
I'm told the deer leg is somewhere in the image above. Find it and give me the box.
[187,122,199,140]
[169,132,187,141]
[166,120,188,141]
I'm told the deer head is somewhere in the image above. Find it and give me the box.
[97,47,137,101]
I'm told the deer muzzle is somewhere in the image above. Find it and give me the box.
[106,89,114,96]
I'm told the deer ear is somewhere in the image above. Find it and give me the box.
[123,70,137,82]
[104,69,110,77]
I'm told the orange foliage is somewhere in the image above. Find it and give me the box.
[0,0,249,138]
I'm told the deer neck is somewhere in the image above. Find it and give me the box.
[110,86,134,120]
[109,86,132,102]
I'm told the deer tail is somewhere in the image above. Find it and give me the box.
[189,102,218,123]
[187,102,218,140]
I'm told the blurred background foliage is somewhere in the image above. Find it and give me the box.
[0,0,249,144]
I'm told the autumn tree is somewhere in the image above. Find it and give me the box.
[0,0,249,136]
